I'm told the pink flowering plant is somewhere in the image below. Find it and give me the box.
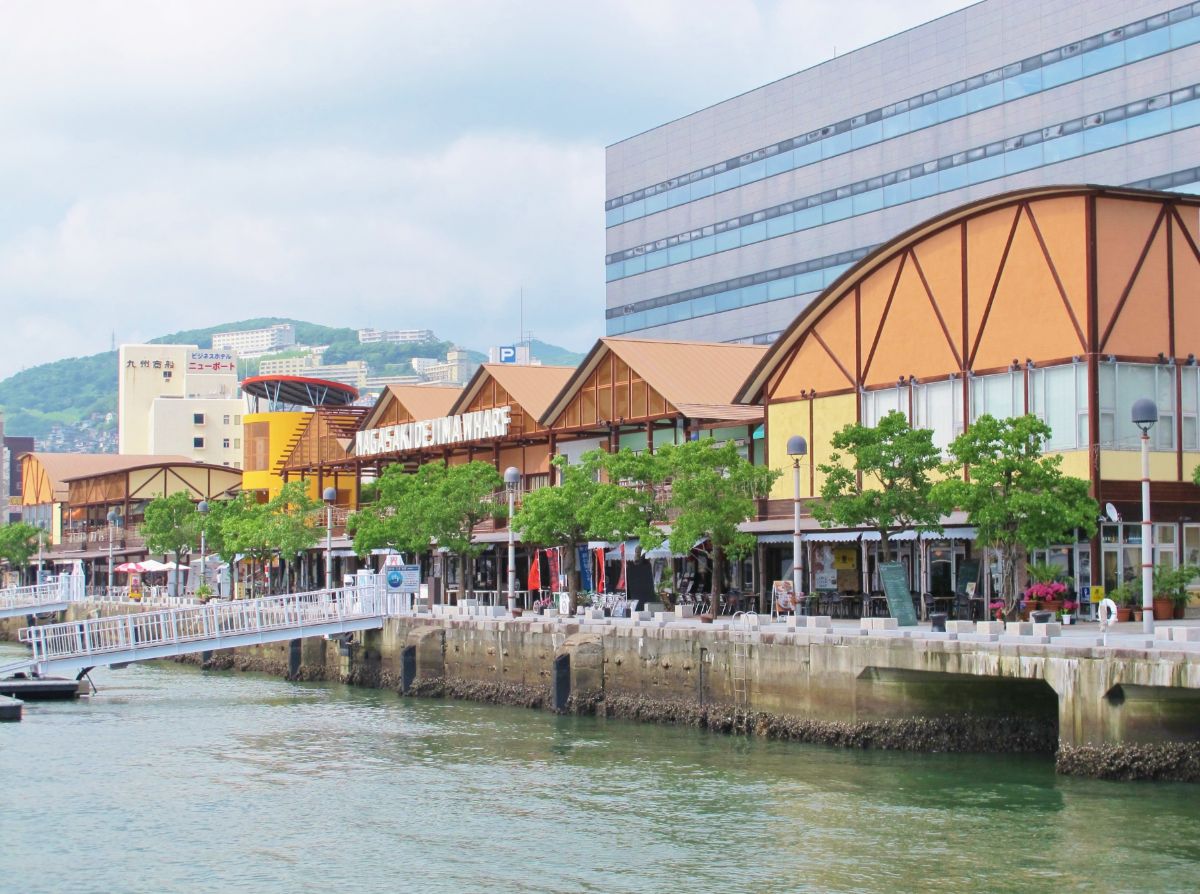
[1023,580,1068,601]
[989,599,1006,621]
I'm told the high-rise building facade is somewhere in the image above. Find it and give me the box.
[605,0,1200,344]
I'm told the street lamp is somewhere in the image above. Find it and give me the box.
[323,486,338,590]
[106,508,121,594]
[504,466,521,613]
[1132,397,1158,634]
[197,500,209,594]
[787,435,808,615]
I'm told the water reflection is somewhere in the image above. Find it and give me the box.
[2,645,1199,894]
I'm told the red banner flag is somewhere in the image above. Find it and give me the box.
[528,549,541,591]
[617,542,627,592]
[595,547,606,593]
[547,547,561,592]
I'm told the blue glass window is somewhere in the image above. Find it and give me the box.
[605,207,624,228]
[883,180,911,207]
[1005,143,1043,174]
[644,306,669,327]
[910,103,939,130]
[668,301,692,323]
[823,197,853,223]
[882,110,910,139]
[1083,41,1124,75]
[666,243,691,265]
[851,121,883,149]
[1004,70,1042,101]
[715,230,741,252]
[692,294,716,317]
[1128,106,1173,141]
[1173,99,1200,130]
[624,198,644,220]
[795,270,824,293]
[744,283,769,306]
[643,191,668,215]
[909,173,939,200]
[740,159,767,185]
[967,154,1004,184]
[1041,55,1083,89]
[716,289,742,312]
[936,93,967,122]
[821,131,853,158]
[794,205,823,231]
[852,188,884,214]
[793,142,821,167]
[823,264,852,286]
[690,178,715,199]
[714,169,739,192]
[766,213,794,239]
[667,186,691,208]
[623,255,646,276]
[605,263,622,282]
[1172,16,1200,48]
[1043,131,1083,164]
[768,276,795,300]
[766,150,794,177]
[645,250,668,271]
[740,221,768,245]
[967,81,1003,113]
[938,164,969,192]
[1084,120,1126,153]
[690,235,716,258]
[1125,27,1172,62]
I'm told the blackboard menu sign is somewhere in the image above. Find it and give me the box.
[879,562,918,627]
[955,560,980,596]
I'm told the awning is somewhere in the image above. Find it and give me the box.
[890,527,978,541]
[643,546,679,559]
[605,540,639,560]
[802,531,863,543]
[757,533,795,544]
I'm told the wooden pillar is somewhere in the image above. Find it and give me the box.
[548,432,558,485]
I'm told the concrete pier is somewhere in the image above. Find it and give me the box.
[7,607,1200,780]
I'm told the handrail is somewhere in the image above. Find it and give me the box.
[17,587,400,666]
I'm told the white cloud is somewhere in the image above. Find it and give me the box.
[0,0,970,377]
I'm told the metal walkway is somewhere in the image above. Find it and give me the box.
[1,587,401,678]
[0,580,84,620]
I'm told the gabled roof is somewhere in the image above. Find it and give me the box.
[358,384,461,431]
[23,453,196,502]
[541,337,767,426]
[734,184,1200,404]
[453,363,577,420]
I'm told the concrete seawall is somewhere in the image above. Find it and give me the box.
[7,607,1200,781]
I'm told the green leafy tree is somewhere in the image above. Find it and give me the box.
[513,450,663,611]
[425,462,502,598]
[1193,463,1200,487]
[933,414,1098,619]
[653,438,780,613]
[221,481,321,596]
[0,522,40,583]
[348,464,435,559]
[141,491,202,596]
[812,410,943,550]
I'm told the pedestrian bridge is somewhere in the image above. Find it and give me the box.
[0,579,86,620]
[0,587,401,678]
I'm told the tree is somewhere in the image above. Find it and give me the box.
[812,411,943,550]
[653,438,780,613]
[348,464,435,559]
[198,497,245,596]
[0,522,40,584]
[425,462,502,598]
[933,414,1098,619]
[513,450,664,612]
[221,482,321,596]
[141,491,201,596]
[1193,463,1200,487]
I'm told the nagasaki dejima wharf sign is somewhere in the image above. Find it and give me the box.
[355,406,513,457]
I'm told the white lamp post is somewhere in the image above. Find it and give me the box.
[323,486,338,590]
[787,435,808,615]
[197,500,209,593]
[504,466,521,613]
[1132,397,1158,634]
[106,508,121,594]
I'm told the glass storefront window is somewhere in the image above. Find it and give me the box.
[1098,362,1177,450]
[970,370,1023,422]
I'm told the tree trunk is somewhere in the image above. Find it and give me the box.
[709,543,724,617]
[565,543,578,614]
[1001,545,1020,620]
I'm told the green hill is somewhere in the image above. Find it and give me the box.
[0,318,585,447]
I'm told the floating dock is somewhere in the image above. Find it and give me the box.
[0,677,85,700]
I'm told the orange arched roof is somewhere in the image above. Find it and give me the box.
[735,184,1200,404]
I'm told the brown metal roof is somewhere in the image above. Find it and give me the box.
[453,364,577,419]
[541,337,767,425]
[359,384,462,431]
[25,453,195,502]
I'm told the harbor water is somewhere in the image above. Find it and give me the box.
[3,644,1200,894]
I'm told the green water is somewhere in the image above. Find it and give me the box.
[2,645,1200,894]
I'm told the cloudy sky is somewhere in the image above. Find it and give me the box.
[0,0,968,377]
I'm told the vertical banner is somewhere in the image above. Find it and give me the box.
[595,547,606,593]
[547,548,561,592]
[528,548,541,591]
[578,545,593,591]
[617,542,627,592]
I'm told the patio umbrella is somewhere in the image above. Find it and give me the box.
[115,562,145,573]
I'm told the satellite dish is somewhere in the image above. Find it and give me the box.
[1105,503,1121,523]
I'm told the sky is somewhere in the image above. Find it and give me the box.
[0,0,969,378]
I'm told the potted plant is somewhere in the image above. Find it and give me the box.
[1110,582,1134,622]
[1060,599,1077,626]
[1151,564,1200,621]
[195,583,214,603]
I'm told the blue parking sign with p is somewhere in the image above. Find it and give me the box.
[498,345,517,363]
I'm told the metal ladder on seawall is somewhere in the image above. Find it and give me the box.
[730,611,756,708]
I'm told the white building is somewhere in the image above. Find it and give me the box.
[419,348,477,385]
[357,328,435,345]
[212,323,296,357]
[118,344,246,466]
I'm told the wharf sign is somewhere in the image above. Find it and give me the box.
[355,406,512,457]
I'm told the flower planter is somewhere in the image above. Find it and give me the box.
[1061,613,1074,626]
[1025,599,1042,612]
[1132,608,1144,622]
[1115,606,1132,622]
[1152,598,1174,621]
[1176,604,1188,620]
[1041,600,1062,615]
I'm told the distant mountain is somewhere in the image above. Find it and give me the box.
[0,318,586,448]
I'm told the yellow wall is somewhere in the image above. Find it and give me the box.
[768,393,857,499]
[1099,450,1184,482]
[1049,450,1091,481]
[242,412,316,500]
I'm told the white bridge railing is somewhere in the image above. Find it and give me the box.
[18,586,403,670]
[0,576,85,613]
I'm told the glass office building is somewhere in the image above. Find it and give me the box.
[605,0,1200,344]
